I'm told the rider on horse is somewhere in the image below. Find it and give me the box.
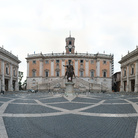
[63,61,75,82]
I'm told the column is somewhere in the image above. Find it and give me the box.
[85,59,89,77]
[15,67,19,91]
[96,60,100,77]
[75,59,78,77]
[120,67,124,92]
[110,61,112,77]
[27,61,29,77]
[1,60,5,91]
[9,64,13,91]
[135,61,138,92]
[126,65,130,92]
[61,59,65,77]
[39,59,43,77]
[51,60,54,76]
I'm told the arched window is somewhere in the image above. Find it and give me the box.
[45,69,49,77]
[90,70,95,78]
[102,70,107,78]
[56,71,59,77]
[32,69,36,77]
[6,64,9,75]
[13,68,16,76]
[80,71,83,77]
[124,68,126,77]
[131,64,134,75]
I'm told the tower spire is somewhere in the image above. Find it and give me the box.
[69,31,71,37]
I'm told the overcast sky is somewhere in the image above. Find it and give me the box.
[0,0,138,80]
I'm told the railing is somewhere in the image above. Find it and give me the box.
[27,52,113,58]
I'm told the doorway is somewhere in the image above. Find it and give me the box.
[131,80,135,92]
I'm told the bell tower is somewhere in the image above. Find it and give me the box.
[65,32,75,54]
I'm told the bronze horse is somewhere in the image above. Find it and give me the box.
[63,62,75,82]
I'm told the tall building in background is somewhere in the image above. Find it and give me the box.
[26,35,114,92]
[0,46,21,91]
[119,46,138,92]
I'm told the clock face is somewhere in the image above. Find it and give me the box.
[68,45,72,48]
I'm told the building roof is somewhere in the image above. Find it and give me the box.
[119,46,138,64]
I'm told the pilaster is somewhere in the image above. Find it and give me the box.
[51,59,54,76]
[9,64,13,91]
[126,65,130,92]
[120,67,124,92]
[96,60,100,77]
[85,59,89,77]
[1,60,5,91]
[135,61,138,92]
[15,67,19,91]
[27,61,29,77]
[75,59,78,77]
[39,59,43,77]
[62,59,65,77]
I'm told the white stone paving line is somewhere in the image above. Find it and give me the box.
[2,112,138,118]
[135,121,138,138]
[35,100,70,113]
[124,99,138,113]
[0,99,15,138]
[72,100,105,112]
[123,99,138,138]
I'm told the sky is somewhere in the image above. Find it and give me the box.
[0,0,138,81]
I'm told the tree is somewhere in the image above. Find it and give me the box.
[18,71,23,90]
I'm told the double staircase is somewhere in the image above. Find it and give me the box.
[32,77,109,92]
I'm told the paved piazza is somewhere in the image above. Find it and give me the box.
[1,92,138,138]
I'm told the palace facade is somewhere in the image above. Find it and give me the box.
[119,46,138,92]
[26,35,114,92]
[0,47,20,91]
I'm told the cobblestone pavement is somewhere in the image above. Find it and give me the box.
[1,92,138,138]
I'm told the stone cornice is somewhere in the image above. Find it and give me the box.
[26,53,113,60]
[0,47,20,63]
[119,48,138,64]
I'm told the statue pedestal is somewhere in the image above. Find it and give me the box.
[65,82,75,96]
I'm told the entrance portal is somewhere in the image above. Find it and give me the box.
[5,79,9,91]
[131,79,135,92]
[124,81,127,91]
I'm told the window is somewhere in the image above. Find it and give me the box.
[80,60,83,63]
[32,70,36,77]
[45,71,49,77]
[69,41,72,45]
[124,69,126,77]
[45,60,49,64]
[80,71,83,77]
[69,49,71,52]
[56,71,59,77]
[56,60,59,63]
[6,67,9,75]
[103,70,107,77]
[103,60,106,64]
[13,69,16,76]
[33,60,36,64]
[91,60,94,64]
[132,67,134,75]
[6,64,9,75]
[91,71,94,78]
[131,65,134,75]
